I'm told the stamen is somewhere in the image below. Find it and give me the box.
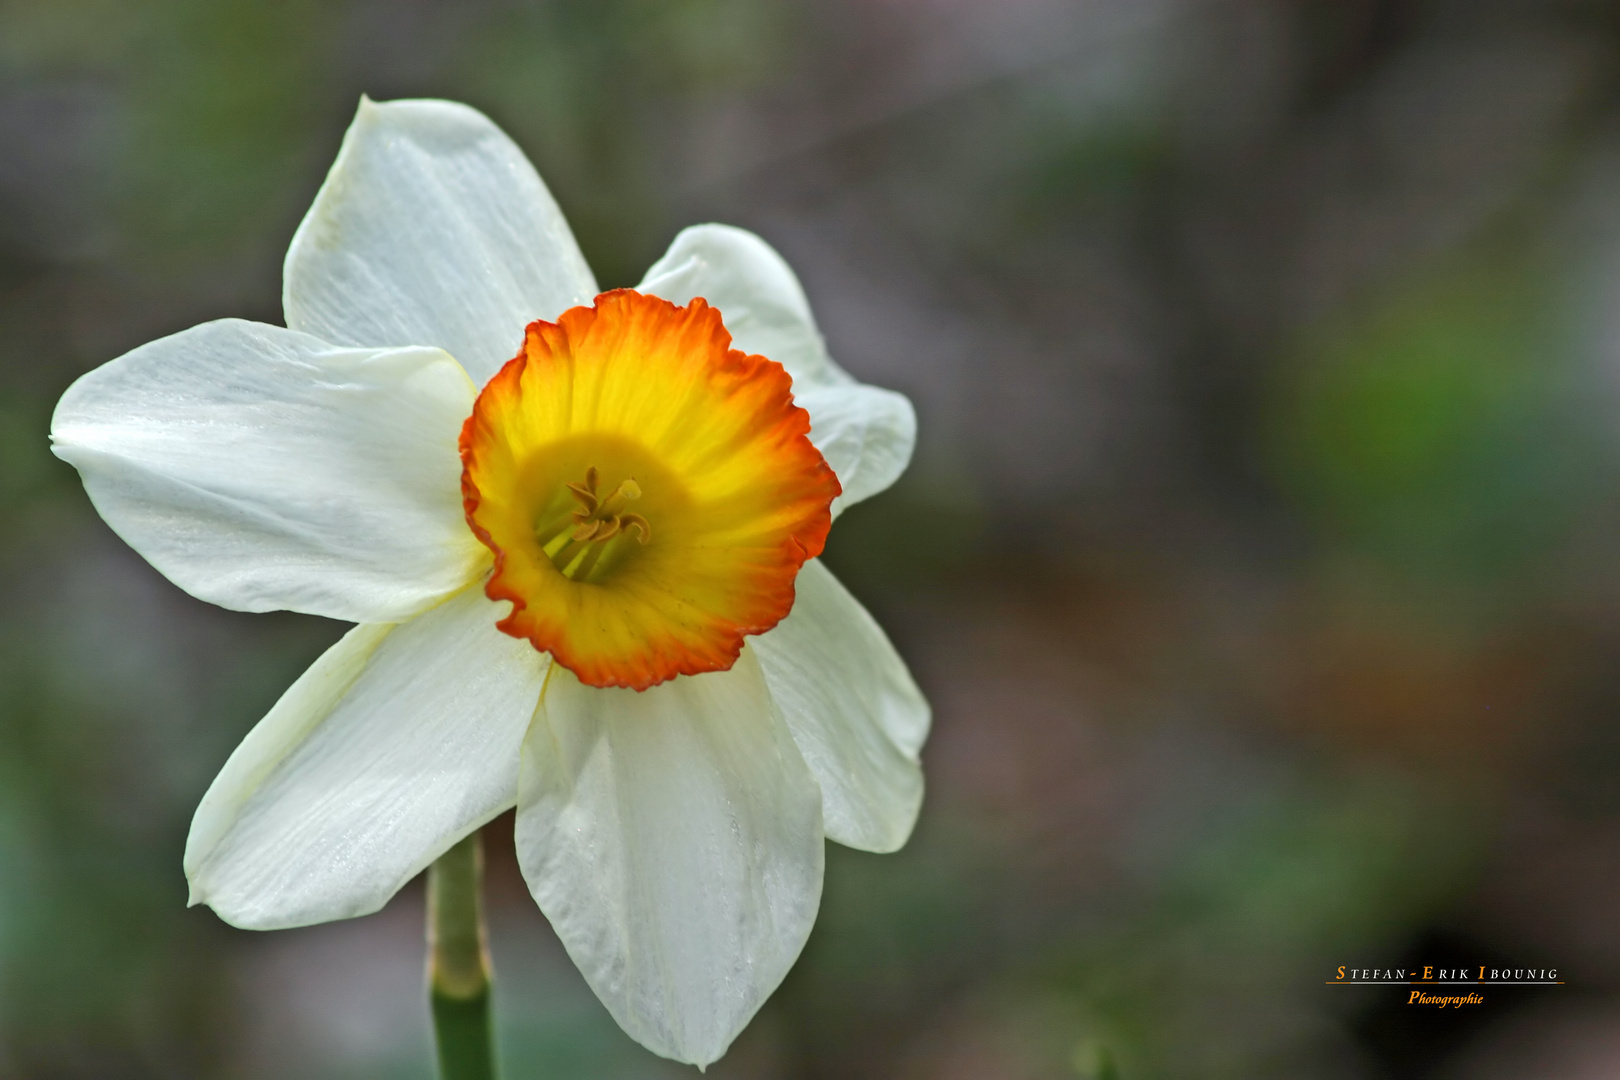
[569,540,610,582]
[621,512,651,544]
[559,543,593,579]
[542,467,653,580]
[566,481,598,514]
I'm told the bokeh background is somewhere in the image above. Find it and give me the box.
[4,0,1620,1076]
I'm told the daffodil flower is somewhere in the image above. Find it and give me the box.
[49,98,928,1066]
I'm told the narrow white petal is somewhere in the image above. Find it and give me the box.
[516,651,823,1067]
[284,97,598,386]
[795,383,917,518]
[639,224,916,511]
[50,319,484,623]
[186,586,548,930]
[754,560,929,852]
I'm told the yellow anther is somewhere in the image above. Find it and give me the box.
[621,512,652,544]
[566,481,599,514]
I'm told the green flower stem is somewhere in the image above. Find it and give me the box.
[428,830,498,1080]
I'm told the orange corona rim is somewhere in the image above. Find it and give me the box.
[459,289,840,690]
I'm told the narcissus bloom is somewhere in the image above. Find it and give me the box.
[50,98,928,1066]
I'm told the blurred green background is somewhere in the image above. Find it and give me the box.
[5,0,1620,1076]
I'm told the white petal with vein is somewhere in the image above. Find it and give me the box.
[284,97,598,386]
[516,651,824,1066]
[186,586,548,930]
[754,560,929,852]
[50,318,484,623]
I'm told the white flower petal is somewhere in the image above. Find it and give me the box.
[638,224,916,512]
[795,383,917,518]
[754,560,929,852]
[516,650,823,1066]
[284,97,598,386]
[186,586,548,930]
[50,319,485,623]
[638,223,850,390]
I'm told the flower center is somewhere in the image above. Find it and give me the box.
[538,466,651,583]
[459,289,840,690]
